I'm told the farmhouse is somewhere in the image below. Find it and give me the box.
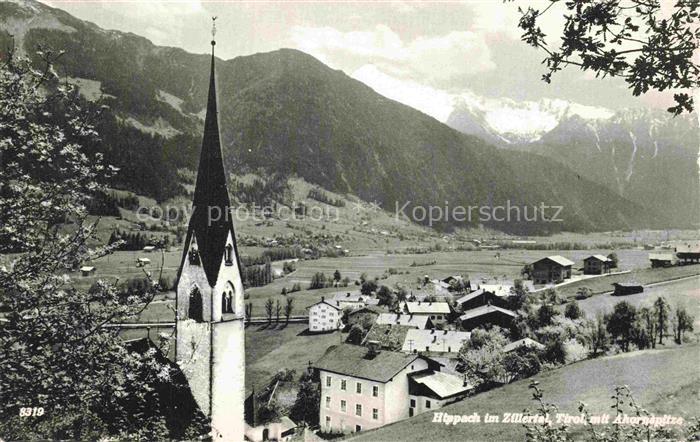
[407,371,472,416]
[675,242,700,265]
[530,256,574,284]
[315,343,466,434]
[244,377,298,442]
[459,305,518,331]
[375,313,433,330]
[332,292,377,309]
[308,297,343,332]
[400,302,451,325]
[346,306,383,329]
[583,255,612,275]
[401,329,471,355]
[456,288,508,311]
[649,252,675,268]
[441,275,470,291]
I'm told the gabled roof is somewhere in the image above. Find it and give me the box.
[376,313,429,329]
[314,344,422,383]
[584,254,611,262]
[403,302,451,315]
[534,255,575,267]
[307,300,341,311]
[649,252,674,261]
[402,329,470,353]
[178,43,241,287]
[455,288,485,305]
[348,306,383,316]
[502,338,545,353]
[459,305,517,321]
[408,371,472,398]
[479,284,513,297]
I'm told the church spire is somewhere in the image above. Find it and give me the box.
[182,17,238,286]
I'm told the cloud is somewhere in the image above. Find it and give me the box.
[291,24,495,84]
[351,64,455,121]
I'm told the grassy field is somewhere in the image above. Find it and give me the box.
[349,345,700,442]
[576,275,700,328]
[244,323,346,394]
[557,265,700,298]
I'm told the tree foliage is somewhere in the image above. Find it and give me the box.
[515,0,700,114]
[0,53,204,439]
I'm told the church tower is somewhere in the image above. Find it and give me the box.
[175,20,245,441]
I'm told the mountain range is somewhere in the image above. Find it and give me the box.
[1,0,692,233]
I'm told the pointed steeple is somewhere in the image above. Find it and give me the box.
[181,21,239,286]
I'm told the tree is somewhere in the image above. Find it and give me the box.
[508,279,530,311]
[607,252,619,269]
[537,303,559,327]
[514,0,700,115]
[0,53,206,439]
[284,297,294,324]
[290,372,320,426]
[265,298,274,324]
[376,285,395,307]
[275,299,282,324]
[542,334,567,365]
[653,296,670,344]
[333,269,341,283]
[607,301,637,351]
[347,324,366,345]
[564,300,583,320]
[309,272,327,290]
[360,279,378,296]
[256,399,282,425]
[672,305,694,344]
[458,327,509,386]
[584,314,610,357]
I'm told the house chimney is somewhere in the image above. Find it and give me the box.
[463,373,469,387]
[367,340,381,357]
[443,330,448,335]
[321,296,325,302]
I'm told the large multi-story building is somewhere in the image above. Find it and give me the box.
[308,297,343,332]
[315,343,471,434]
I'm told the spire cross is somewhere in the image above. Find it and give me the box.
[211,16,218,47]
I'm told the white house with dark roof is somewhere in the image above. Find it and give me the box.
[331,292,378,309]
[408,370,472,416]
[401,329,471,355]
[314,343,469,434]
[400,301,451,325]
[375,312,433,330]
[308,297,343,332]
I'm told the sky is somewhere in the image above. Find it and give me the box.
[38,0,681,123]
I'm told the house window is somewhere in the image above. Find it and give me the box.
[372,408,379,420]
[425,400,431,409]
[340,400,347,412]
[326,376,332,387]
[222,290,233,314]
[341,380,347,391]
[188,287,203,322]
[355,425,362,433]
[325,396,331,409]
[225,244,233,265]
[325,416,331,426]
[356,382,362,394]
[410,399,416,408]
[355,404,362,416]
[372,386,379,397]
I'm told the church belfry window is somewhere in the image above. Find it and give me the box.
[189,248,200,265]
[189,287,203,322]
[225,244,233,266]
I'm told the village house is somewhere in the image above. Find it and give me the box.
[583,255,612,275]
[441,275,470,292]
[530,256,574,284]
[80,266,96,276]
[244,376,298,442]
[459,305,518,331]
[502,338,545,353]
[346,306,383,329]
[314,343,470,434]
[401,329,471,355]
[455,288,509,311]
[308,297,343,333]
[675,242,700,265]
[649,252,675,268]
[400,301,451,325]
[332,292,378,310]
[375,312,433,330]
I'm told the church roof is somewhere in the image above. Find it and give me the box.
[179,41,241,287]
